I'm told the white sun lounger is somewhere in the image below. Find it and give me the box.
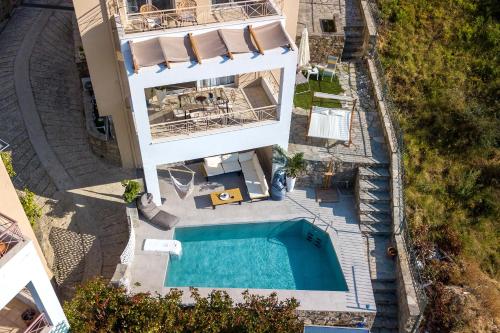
[143,239,182,256]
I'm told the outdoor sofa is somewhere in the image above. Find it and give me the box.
[203,151,269,201]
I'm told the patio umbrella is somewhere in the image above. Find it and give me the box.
[297,27,310,69]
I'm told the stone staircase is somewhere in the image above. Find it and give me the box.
[343,0,366,59]
[356,165,398,333]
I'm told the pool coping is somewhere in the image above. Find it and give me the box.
[129,212,376,314]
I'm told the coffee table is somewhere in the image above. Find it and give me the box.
[210,188,243,209]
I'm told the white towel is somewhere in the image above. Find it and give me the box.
[143,239,182,256]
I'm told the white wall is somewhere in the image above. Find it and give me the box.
[0,241,68,330]
[121,20,297,204]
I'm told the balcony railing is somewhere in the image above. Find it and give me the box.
[24,313,51,333]
[0,212,24,258]
[113,0,284,34]
[151,105,278,140]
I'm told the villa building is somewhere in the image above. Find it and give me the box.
[73,0,300,204]
[0,162,68,332]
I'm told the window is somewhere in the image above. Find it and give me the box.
[320,19,336,33]
[126,0,174,13]
[199,76,235,88]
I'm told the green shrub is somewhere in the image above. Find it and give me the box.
[19,188,42,227]
[0,151,16,177]
[64,278,303,333]
[121,179,141,204]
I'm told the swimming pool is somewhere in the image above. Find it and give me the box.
[165,220,348,291]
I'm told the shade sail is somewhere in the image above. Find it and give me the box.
[159,36,195,63]
[129,22,294,71]
[308,106,352,142]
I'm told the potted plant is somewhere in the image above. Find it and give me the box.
[121,180,141,204]
[273,147,307,192]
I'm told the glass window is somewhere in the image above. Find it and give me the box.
[200,76,235,88]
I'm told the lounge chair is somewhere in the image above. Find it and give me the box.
[239,151,269,201]
[137,193,179,231]
[318,55,340,82]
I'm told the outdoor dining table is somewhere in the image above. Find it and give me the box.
[178,88,230,114]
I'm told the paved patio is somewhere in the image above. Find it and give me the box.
[129,163,375,313]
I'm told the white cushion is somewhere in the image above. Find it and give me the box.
[204,156,224,177]
[240,155,269,199]
[221,153,239,163]
[238,151,255,162]
[222,160,241,173]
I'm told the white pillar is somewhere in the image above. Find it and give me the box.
[143,163,162,205]
[277,57,298,150]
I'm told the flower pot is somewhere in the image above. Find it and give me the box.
[386,246,398,258]
[286,176,296,192]
[21,308,37,326]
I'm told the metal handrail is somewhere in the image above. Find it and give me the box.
[114,0,284,33]
[151,105,278,139]
[24,313,50,333]
[0,212,24,258]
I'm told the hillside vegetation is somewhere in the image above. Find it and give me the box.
[377,0,499,331]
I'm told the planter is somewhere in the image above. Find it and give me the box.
[21,308,37,326]
[286,176,297,192]
[386,246,398,258]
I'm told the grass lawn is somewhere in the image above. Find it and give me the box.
[293,73,344,109]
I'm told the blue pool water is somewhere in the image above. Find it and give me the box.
[165,220,348,291]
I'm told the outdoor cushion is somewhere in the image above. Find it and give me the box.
[138,193,179,231]
[203,156,224,177]
[222,160,241,173]
[221,153,239,163]
[240,154,269,200]
[238,150,255,162]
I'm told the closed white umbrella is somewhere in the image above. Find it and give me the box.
[297,28,310,69]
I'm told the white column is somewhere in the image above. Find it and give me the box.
[276,57,298,150]
[143,163,162,205]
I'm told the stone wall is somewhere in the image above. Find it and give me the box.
[298,310,375,329]
[297,159,356,188]
[88,133,121,166]
[296,34,345,64]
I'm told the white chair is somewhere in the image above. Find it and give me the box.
[319,55,339,82]
[307,67,319,81]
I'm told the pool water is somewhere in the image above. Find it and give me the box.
[165,220,348,291]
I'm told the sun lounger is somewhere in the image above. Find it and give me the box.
[143,239,182,256]
[137,193,179,231]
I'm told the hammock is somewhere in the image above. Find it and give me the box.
[167,165,195,200]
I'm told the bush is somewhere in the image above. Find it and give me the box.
[121,180,141,204]
[19,188,42,227]
[64,278,303,333]
[0,151,16,177]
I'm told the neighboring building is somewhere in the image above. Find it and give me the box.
[73,0,300,204]
[0,162,68,332]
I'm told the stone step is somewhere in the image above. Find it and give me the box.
[370,328,398,333]
[372,279,397,292]
[372,317,399,330]
[359,202,391,214]
[361,223,392,235]
[359,213,392,225]
[375,303,399,318]
[359,166,390,179]
[359,178,390,192]
[359,190,391,203]
[374,290,398,305]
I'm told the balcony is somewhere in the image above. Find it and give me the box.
[113,0,284,34]
[0,213,24,259]
[147,71,280,140]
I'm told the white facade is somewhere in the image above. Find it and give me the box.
[119,18,297,204]
[0,240,68,332]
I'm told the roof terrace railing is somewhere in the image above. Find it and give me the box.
[24,313,51,333]
[0,212,24,259]
[112,0,284,34]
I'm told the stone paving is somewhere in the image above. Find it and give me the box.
[289,61,389,166]
[0,5,133,300]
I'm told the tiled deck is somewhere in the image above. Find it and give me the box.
[129,163,376,313]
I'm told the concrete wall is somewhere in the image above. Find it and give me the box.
[0,162,51,277]
[283,0,300,38]
[72,0,139,168]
